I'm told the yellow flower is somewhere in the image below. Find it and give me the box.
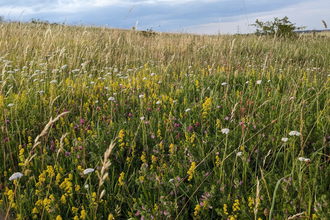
[194,204,201,216]
[187,162,196,181]
[56,216,63,220]
[118,172,125,186]
[108,214,114,220]
[61,195,66,204]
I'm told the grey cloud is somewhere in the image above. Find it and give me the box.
[0,0,313,31]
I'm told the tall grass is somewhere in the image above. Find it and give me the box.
[0,22,329,219]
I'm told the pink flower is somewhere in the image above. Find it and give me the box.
[135,211,140,216]
[174,123,179,127]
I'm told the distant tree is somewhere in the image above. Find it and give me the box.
[252,16,304,38]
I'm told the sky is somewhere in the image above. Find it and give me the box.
[0,0,329,34]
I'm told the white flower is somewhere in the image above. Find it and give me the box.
[113,93,117,96]
[104,87,109,90]
[173,100,177,103]
[9,172,23,181]
[221,82,227,86]
[268,80,271,82]
[95,100,98,103]
[50,80,57,83]
[289,131,300,136]
[298,157,305,162]
[185,108,191,112]
[33,79,38,82]
[158,81,162,84]
[85,184,89,189]
[90,81,95,84]
[61,64,68,69]
[140,116,145,120]
[143,77,147,80]
[221,128,230,134]
[139,95,144,98]
[39,91,44,94]
[156,101,161,104]
[83,168,95,175]
[256,80,262,84]
[237,152,242,156]
[8,103,13,107]
[108,97,115,101]
[246,81,249,84]
[169,179,174,183]
[304,158,311,163]
[281,138,288,142]
[151,73,156,76]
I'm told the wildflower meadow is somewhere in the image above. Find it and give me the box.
[0,22,330,220]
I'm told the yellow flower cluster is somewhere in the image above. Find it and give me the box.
[59,173,73,195]
[223,203,228,215]
[194,204,201,216]
[118,129,125,151]
[141,152,147,164]
[118,172,125,186]
[187,162,196,181]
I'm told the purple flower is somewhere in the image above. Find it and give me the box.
[188,125,194,132]
[80,119,85,124]
[225,116,229,120]
[174,123,179,128]
[4,137,9,142]
[151,134,155,139]
[65,151,70,156]
[217,105,221,108]
[195,122,200,127]
[135,211,140,216]
[79,146,82,150]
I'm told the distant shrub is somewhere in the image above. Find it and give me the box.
[252,16,305,38]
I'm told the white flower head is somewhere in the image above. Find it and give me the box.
[281,138,288,142]
[140,116,145,120]
[173,100,177,103]
[61,64,68,69]
[246,81,249,84]
[185,108,191,112]
[237,152,243,157]
[221,128,230,134]
[156,101,161,104]
[221,82,227,86]
[139,95,144,98]
[83,168,95,175]
[267,80,271,82]
[298,157,305,162]
[158,81,162,84]
[169,179,174,183]
[90,81,95,84]
[9,172,23,181]
[8,103,14,107]
[85,184,89,189]
[143,77,147,80]
[289,131,301,136]
[256,80,262,84]
[50,80,57,84]
[151,73,156,76]
[108,97,115,101]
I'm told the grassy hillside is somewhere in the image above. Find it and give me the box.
[0,22,330,219]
